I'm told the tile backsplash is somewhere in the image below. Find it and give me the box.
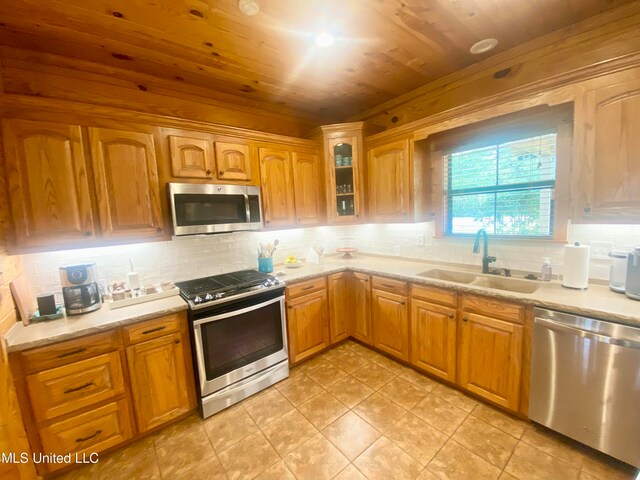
[19,222,640,301]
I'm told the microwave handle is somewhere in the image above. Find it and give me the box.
[244,193,251,223]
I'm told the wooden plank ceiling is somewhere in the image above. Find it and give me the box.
[0,0,635,128]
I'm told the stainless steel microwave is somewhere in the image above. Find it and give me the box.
[168,183,262,236]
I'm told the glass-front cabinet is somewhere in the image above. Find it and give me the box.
[321,123,364,223]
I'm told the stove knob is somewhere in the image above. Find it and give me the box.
[193,296,203,304]
[204,293,213,301]
[215,292,225,299]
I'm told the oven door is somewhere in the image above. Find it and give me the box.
[192,294,288,397]
[169,183,262,235]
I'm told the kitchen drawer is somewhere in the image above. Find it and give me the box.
[460,294,525,324]
[372,276,408,296]
[123,313,183,344]
[285,277,326,299]
[18,330,121,375]
[39,399,132,460]
[27,351,126,423]
[411,284,457,307]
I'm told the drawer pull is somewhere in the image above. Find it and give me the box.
[76,430,102,443]
[382,283,396,288]
[56,348,87,358]
[63,382,94,394]
[142,326,166,335]
[302,285,314,291]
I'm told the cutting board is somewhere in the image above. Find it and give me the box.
[10,274,36,326]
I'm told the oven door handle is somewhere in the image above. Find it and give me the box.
[193,295,285,326]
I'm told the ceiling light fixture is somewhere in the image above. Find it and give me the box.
[238,0,259,16]
[315,32,334,47]
[469,38,498,54]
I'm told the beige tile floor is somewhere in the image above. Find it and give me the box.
[57,340,639,480]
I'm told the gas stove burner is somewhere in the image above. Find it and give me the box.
[175,269,284,308]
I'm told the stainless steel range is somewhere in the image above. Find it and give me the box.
[175,270,288,418]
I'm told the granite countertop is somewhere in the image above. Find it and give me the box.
[5,295,188,352]
[279,254,640,327]
[6,254,639,353]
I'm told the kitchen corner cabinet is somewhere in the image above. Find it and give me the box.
[286,278,330,364]
[327,272,350,344]
[320,123,365,223]
[457,295,524,411]
[259,147,323,228]
[169,134,215,179]
[351,272,372,345]
[89,127,164,239]
[573,76,640,222]
[371,277,409,361]
[2,119,96,249]
[367,139,412,222]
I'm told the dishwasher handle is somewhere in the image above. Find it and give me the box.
[535,317,640,349]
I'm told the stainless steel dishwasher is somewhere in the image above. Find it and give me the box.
[530,308,640,467]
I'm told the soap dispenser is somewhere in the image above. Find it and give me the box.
[540,257,552,281]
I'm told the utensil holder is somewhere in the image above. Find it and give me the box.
[258,257,274,273]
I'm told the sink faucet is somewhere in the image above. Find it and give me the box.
[473,228,496,274]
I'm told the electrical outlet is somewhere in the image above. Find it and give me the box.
[417,234,425,246]
[393,245,401,256]
[589,241,613,260]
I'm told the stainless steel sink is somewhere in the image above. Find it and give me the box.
[417,269,478,284]
[470,276,540,294]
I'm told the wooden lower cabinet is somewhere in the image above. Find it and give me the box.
[327,272,350,344]
[458,312,524,411]
[126,331,192,433]
[351,273,372,344]
[371,288,409,361]
[410,299,456,382]
[286,289,330,364]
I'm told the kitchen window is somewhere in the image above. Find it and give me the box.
[429,105,572,241]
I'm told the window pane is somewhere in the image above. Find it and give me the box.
[495,188,554,236]
[449,145,497,190]
[497,134,556,186]
[450,193,495,235]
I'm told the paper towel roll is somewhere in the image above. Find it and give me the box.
[563,243,590,289]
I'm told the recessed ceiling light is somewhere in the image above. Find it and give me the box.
[315,32,334,47]
[238,0,259,16]
[469,38,498,54]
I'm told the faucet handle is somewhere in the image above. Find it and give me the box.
[487,256,497,263]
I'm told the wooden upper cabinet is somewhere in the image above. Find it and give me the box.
[292,150,323,225]
[126,331,192,433]
[371,287,409,361]
[458,312,523,411]
[351,272,372,345]
[169,135,214,179]
[367,139,411,222]
[259,148,295,227]
[574,77,640,222]
[410,299,456,382]
[2,119,95,249]
[89,127,164,239]
[327,272,350,344]
[215,142,252,181]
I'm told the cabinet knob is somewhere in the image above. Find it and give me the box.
[174,339,181,344]
[448,313,454,318]
[462,317,468,322]
[84,231,92,237]
[218,170,224,176]
[156,227,163,233]
[400,301,406,305]
[583,207,592,213]
[265,220,270,224]
[206,169,212,175]
[287,305,293,309]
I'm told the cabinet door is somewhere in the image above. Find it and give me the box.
[292,151,323,225]
[575,78,640,222]
[458,313,523,411]
[259,148,295,227]
[286,290,330,364]
[410,299,456,382]
[126,332,191,432]
[367,140,411,222]
[89,127,163,238]
[169,135,214,179]
[2,119,95,248]
[371,289,409,361]
[351,273,372,345]
[215,142,251,181]
[326,136,362,223]
[327,272,350,344]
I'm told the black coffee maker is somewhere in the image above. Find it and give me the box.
[59,263,102,315]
